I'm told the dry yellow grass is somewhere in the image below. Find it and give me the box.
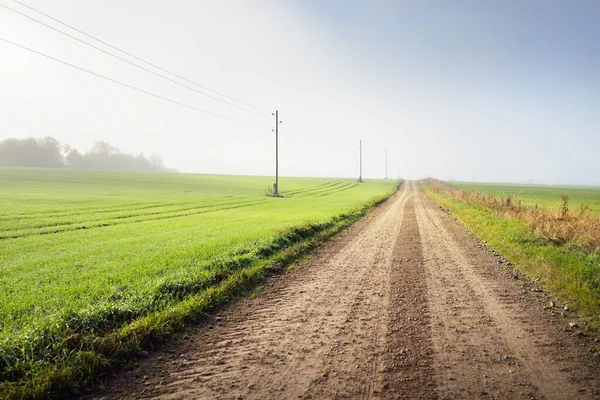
[425,179,600,251]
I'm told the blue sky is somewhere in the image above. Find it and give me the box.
[296,0,600,81]
[1,0,599,184]
[289,0,600,184]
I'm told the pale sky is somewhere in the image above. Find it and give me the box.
[1,0,599,184]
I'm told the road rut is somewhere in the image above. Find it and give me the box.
[95,182,599,399]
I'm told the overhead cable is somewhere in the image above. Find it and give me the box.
[0,37,272,130]
[3,2,272,118]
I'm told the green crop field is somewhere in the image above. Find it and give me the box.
[0,167,397,397]
[449,181,600,215]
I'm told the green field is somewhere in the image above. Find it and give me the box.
[450,181,600,215]
[424,180,600,334]
[0,167,397,397]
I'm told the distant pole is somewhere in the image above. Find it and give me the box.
[272,110,280,195]
[385,148,387,179]
[397,164,400,180]
[358,139,363,183]
[276,110,279,195]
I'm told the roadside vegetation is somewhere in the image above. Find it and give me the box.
[423,179,600,330]
[432,180,600,250]
[0,167,398,399]
[450,181,600,216]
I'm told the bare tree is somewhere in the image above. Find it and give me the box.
[148,153,164,171]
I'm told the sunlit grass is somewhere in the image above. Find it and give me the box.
[0,167,398,398]
[423,180,600,335]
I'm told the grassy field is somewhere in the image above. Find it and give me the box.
[0,167,398,398]
[450,181,600,215]
[423,180,600,334]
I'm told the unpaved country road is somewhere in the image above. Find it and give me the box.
[96,182,600,399]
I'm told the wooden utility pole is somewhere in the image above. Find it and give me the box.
[385,148,387,179]
[358,139,363,183]
[272,110,280,195]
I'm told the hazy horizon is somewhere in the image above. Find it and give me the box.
[1,0,599,185]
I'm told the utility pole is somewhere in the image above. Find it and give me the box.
[385,148,388,179]
[272,110,280,195]
[358,139,363,183]
[397,164,400,180]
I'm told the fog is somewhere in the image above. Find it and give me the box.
[1,0,599,184]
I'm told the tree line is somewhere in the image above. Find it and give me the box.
[0,137,176,172]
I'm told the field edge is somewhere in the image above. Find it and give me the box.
[421,181,600,335]
[0,184,400,400]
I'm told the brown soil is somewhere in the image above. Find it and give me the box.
[89,182,600,399]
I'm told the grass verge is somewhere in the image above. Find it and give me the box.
[0,190,395,399]
[422,183,600,333]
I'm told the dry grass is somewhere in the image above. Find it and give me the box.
[425,179,600,251]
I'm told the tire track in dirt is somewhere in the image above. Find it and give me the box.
[414,185,600,399]
[302,188,413,400]
[376,191,436,399]
[92,182,600,400]
[98,185,411,399]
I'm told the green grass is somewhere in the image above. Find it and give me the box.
[450,181,600,215]
[423,181,600,331]
[0,167,398,398]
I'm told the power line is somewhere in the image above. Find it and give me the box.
[2,2,272,118]
[11,0,272,115]
[2,2,269,118]
[0,37,272,130]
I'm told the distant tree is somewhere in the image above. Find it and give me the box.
[38,137,63,167]
[148,153,164,171]
[65,149,84,167]
[0,136,175,172]
[90,141,117,156]
[134,153,152,171]
[84,141,116,169]
[0,137,63,167]
[62,143,71,163]
[110,152,136,171]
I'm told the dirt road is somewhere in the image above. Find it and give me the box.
[97,182,600,399]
